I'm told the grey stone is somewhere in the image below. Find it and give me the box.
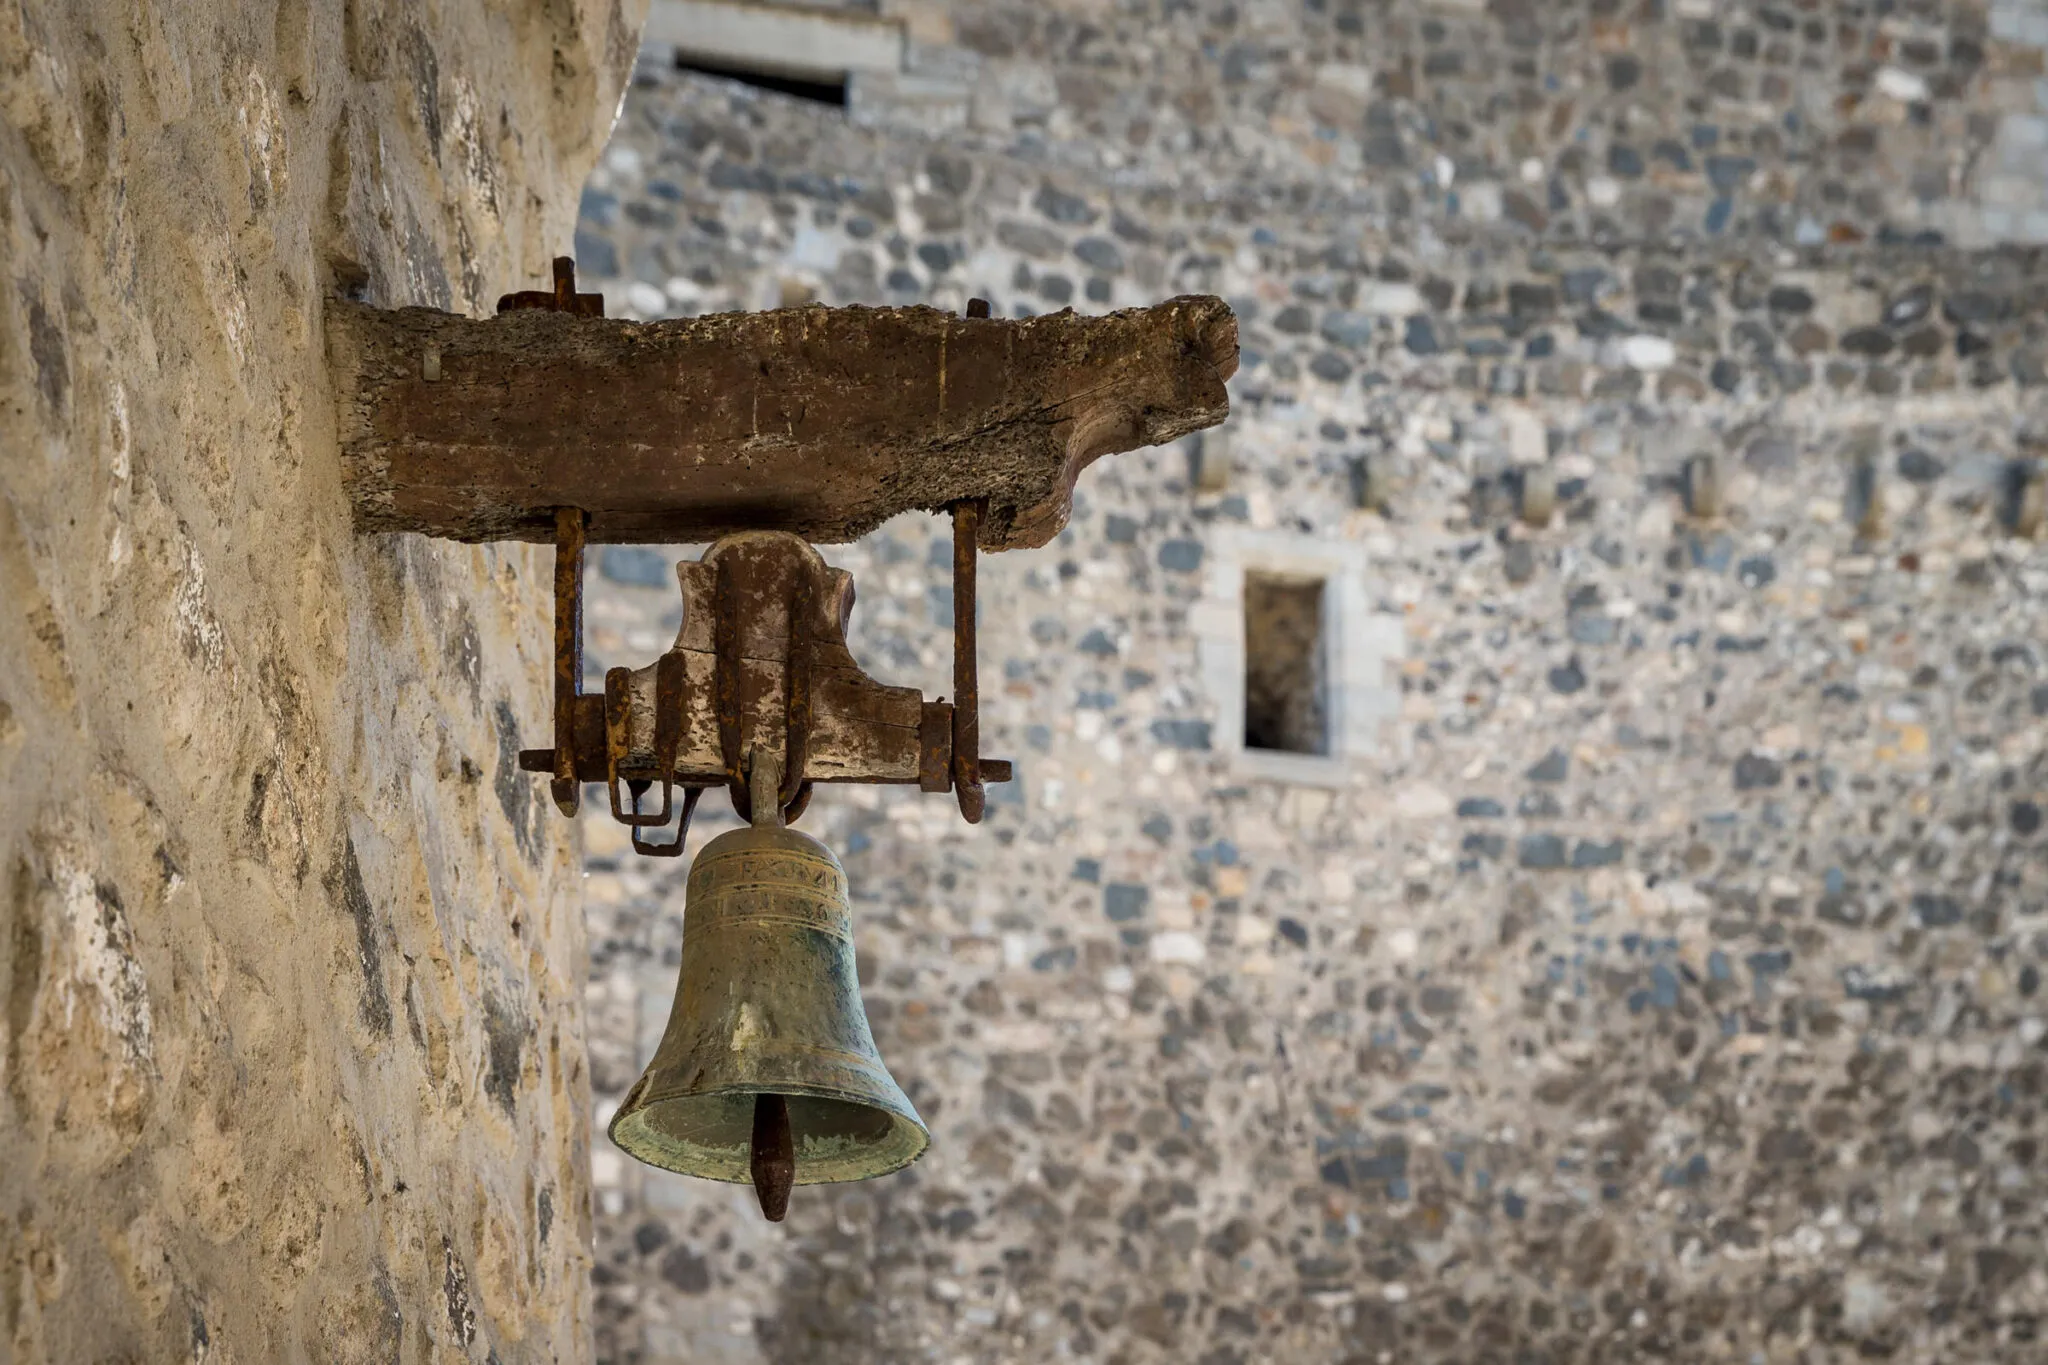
[1912,893,1963,928]
[1032,944,1078,972]
[1461,832,1505,860]
[1562,268,1608,304]
[1319,311,1376,347]
[1897,448,1945,483]
[1944,290,2006,325]
[1733,753,1783,789]
[1517,833,1568,869]
[1704,154,1756,193]
[1074,237,1124,272]
[1104,883,1150,921]
[1570,839,1624,868]
[1901,326,1943,357]
[1308,351,1353,382]
[1157,539,1204,572]
[658,1246,710,1294]
[1507,283,1557,317]
[1767,286,1814,314]
[1033,183,1097,225]
[1689,533,1735,572]
[996,219,1065,259]
[1503,541,1537,584]
[708,161,778,194]
[1150,720,1212,750]
[1110,209,1153,243]
[1652,139,1693,172]
[1569,613,1618,645]
[925,150,973,195]
[1403,315,1441,355]
[1885,284,1934,327]
[1273,304,1313,335]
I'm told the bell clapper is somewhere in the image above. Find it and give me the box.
[751,1093,796,1221]
[743,747,799,1222]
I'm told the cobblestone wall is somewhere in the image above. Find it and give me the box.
[574,5,2048,1362]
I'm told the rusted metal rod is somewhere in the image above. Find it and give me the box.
[714,558,747,820]
[950,498,986,824]
[496,255,604,316]
[550,507,586,817]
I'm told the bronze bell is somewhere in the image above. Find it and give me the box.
[608,753,928,1220]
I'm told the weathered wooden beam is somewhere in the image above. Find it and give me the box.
[327,295,1237,551]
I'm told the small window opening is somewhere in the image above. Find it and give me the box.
[1243,571,1327,755]
[674,52,849,107]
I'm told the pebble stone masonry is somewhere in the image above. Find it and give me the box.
[571,2,2048,1362]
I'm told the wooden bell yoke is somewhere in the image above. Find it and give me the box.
[328,259,1238,852]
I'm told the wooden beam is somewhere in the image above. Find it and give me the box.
[328,295,1237,551]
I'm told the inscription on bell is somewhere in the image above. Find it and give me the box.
[685,845,853,941]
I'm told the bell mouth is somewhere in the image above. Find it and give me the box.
[609,1084,930,1185]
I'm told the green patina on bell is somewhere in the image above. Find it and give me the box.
[608,757,927,1220]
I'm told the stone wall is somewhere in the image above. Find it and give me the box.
[577,4,2046,1362]
[0,2,639,1360]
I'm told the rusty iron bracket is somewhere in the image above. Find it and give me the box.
[509,288,1019,854]
[627,782,704,858]
[549,507,586,817]
[712,555,816,828]
[714,554,747,818]
[497,256,605,317]
[949,496,986,825]
[519,517,1010,855]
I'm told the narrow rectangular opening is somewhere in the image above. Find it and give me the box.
[675,53,849,106]
[1243,571,1327,755]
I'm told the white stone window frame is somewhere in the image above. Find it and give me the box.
[642,0,907,84]
[1191,527,1401,788]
